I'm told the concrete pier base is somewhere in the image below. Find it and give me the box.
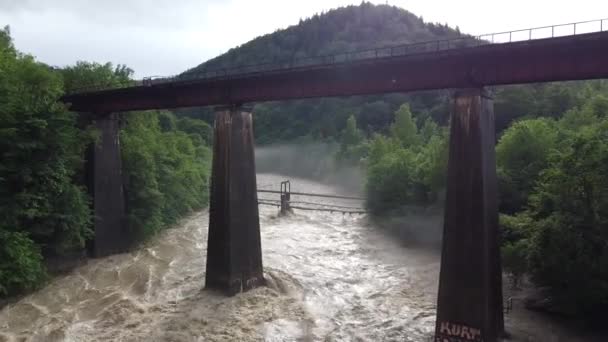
[434,88,504,342]
[205,106,264,295]
[88,113,128,257]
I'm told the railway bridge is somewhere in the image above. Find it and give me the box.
[61,19,608,342]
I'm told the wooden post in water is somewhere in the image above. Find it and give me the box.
[87,113,128,257]
[434,88,504,342]
[280,180,291,215]
[205,106,265,295]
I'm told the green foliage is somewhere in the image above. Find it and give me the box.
[496,118,558,213]
[415,132,448,199]
[61,61,133,93]
[341,115,364,146]
[336,115,367,163]
[176,116,213,145]
[501,239,529,289]
[499,214,533,287]
[0,29,212,299]
[121,111,211,238]
[366,145,418,213]
[364,104,448,214]
[390,104,420,148]
[0,29,91,296]
[497,91,608,316]
[0,230,46,296]
[524,120,608,314]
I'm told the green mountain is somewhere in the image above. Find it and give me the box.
[190,3,462,71]
[181,2,585,143]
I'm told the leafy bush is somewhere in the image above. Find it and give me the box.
[366,146,418,214]
[500,214,533,288]
[364,104,448,214]
[0,229,46,296]
[496,118,558,213]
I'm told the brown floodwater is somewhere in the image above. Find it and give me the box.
[0,174,604,341]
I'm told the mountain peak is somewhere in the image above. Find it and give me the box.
[188,2,462,74]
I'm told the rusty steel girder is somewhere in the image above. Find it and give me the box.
[62,31,608,113]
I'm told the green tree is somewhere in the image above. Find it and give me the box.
[496,118,558,213]
[366,147,417,214]
[365,103,448,213]
[62,61,133,93]
[390,104,420,148]
[336,115,367,163]
[0,28,92,296]
[414,130,448,202]
[177,117,213,145]
[0,230,45,296]
[525,120,608,315]
[121,111,211,238]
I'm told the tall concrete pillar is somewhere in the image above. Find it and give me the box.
[88,113,128,257]
[434,88,504,342]
[205,106,264,295]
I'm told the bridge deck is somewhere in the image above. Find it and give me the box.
[62,31,608,113]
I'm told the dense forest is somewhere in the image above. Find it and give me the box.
[0,27,212,299]
[184,2,608,322]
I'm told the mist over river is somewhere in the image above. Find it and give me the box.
[0,173,605,341]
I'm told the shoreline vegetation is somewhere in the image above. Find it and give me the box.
[0,27,213,301]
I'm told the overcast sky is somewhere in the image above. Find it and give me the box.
[1,0,606,78]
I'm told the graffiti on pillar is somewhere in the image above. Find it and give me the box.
[435,321,483,342]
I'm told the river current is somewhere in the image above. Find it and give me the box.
[0,174,603,341]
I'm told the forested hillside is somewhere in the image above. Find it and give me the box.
[0,27,212,299]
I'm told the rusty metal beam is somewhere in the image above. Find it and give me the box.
[62,32,608,113]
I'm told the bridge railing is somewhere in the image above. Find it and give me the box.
[68,18,608,95]
[478,18,607,44]
[257,183,367,214]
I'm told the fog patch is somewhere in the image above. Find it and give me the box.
[255,143,363,194]
[255,143,444,248]
[369,206,444,249]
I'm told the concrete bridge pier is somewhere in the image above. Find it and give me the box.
[87,113,128,258]
[205,106,264,295]
[434,88,504,342]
